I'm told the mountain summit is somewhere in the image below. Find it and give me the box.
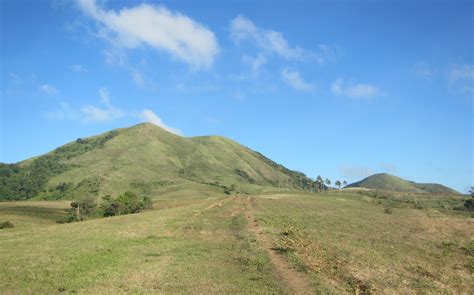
[347,173,459,195]
[0,123,314,200]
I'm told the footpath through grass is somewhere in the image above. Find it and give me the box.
[1,191,472,294]
[253,192,474,294]
[0,196,286,294]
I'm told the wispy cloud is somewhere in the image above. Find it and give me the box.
[242,53,266,74]
[139,109,182,135]
[46,102,77,120]
[413,62,437,80]
[339,165,375,180]
[448,64,474,82]
[448,64,474,94]
[379,163,398,174]
[76,0,219,69]
[331,78,381,99]
[230,15,337,64]
[80,104,123,123]
[47,87,123,123]
[39,84,58,95]
[281,68,313,92]
[98,87,110,105]
[70,64,88,73]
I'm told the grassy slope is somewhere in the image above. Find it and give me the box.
[1,191,472,294]
[347,173,460,195]
[0,194,287,294]
[1,123,312,200]
[254,191,473,293]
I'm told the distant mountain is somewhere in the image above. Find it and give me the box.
[0,123,315,200]
[347,173,460,195]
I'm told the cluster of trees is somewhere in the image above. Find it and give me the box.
[101,191,152,217]
[314,176,347,191]
[57,191,152,223]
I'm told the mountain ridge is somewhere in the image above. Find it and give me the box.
[347,173,460,195]
[0,123,315,200]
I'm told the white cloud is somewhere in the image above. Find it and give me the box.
[331,78,381,99]
[339,165,375,180]
[230,15,337,64]
[413,62,437,80]
[47,88,123,123]
[80,105,122,123]
[448,64,474,82]
[281,69,313,92]
[46,102,77,120]
[99,87,110,105]
[39,84,58,95]
[139,109,182,135]
[77,0,219,69]
[70,64,88,73]
[448,64,474,94]
[242,53,266,73]
[131,70,145,87]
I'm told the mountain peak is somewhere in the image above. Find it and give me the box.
[348,173,459,195]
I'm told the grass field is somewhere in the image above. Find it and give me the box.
[0,190,472,294]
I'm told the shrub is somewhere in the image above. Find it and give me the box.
[384,207,393,214]
[56,215,76,224]
[464,240,474,256]
[464,199,474,210]
[100,192,152,217]
[414,203,424,210]
[0,221,14,229]
[57,197,97,223]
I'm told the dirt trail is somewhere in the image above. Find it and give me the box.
[243,196,314,295]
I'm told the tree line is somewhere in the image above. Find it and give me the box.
[57,191,152,223]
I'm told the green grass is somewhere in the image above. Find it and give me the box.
[253,191,474,293]
[0,195,287,294]
[1,190,472,293]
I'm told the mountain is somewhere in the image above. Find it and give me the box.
[346,173,460,195]
[0,123,315,200]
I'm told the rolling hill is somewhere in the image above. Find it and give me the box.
[347,173,460,195]
[0,123,315,200]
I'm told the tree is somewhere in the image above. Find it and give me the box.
[335,180,342,189]
[316,176,324,192]
[465,187,474,210]
[325,178,331,188]
[70,197,97,221]
[343,180,347,187]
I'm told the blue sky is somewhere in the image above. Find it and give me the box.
[1,0,473,192]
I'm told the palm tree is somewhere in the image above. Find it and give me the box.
[325,178,331,188]
[335,180,342,189]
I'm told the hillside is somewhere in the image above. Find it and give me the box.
[347,173,460,195]
[0,123,315,200]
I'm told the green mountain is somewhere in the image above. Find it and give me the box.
[347,173,460,195]
[0,123,315,200]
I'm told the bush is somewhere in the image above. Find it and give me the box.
[414,203,424,210]
[57,197,97,223]
[384,207,393,214]
[101,192,152,217]
[0,221,14,229]
[464,240,474,256]
[464,199,474,210]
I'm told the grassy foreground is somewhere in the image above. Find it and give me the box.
[0,190,472,294]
